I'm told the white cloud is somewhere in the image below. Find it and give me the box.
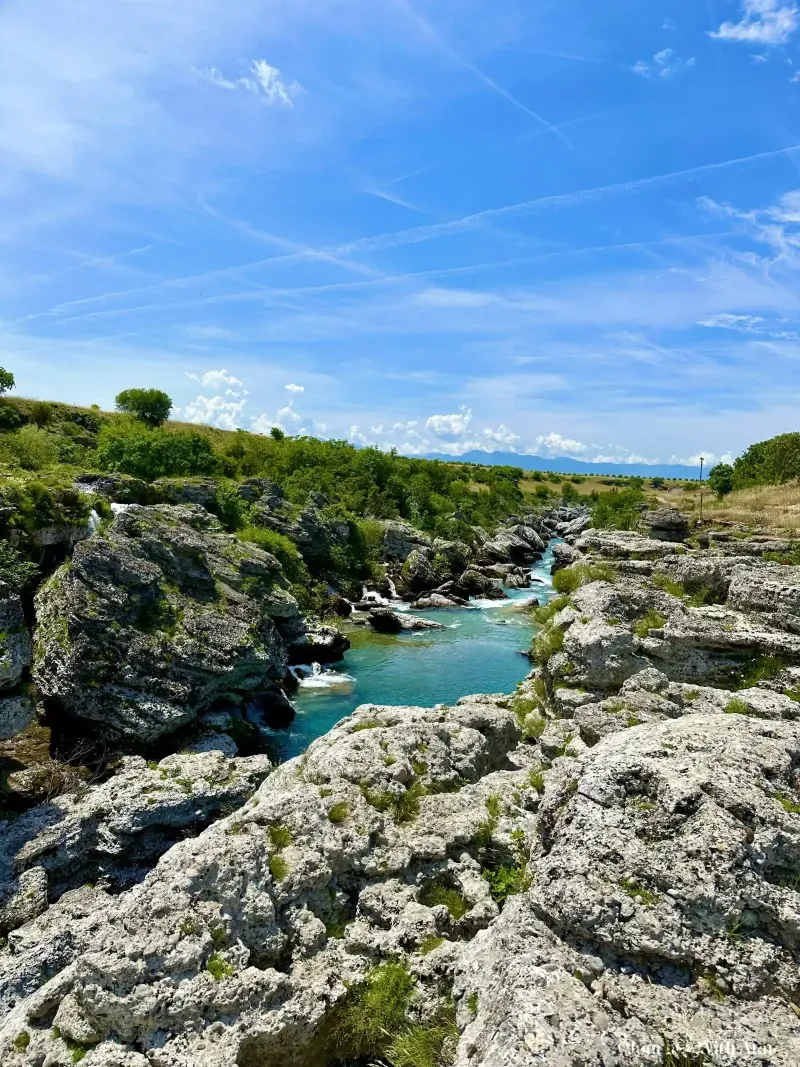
[426,406,473,438]
[710,0,799,45]
[698,313,766,331]
[285,382,305,394]
[482,424,522,448]
[534,432,591,458]
[632,48,697,79]
[178,392,247,430]
[663,17,677,30]
[194,58,301,107]
[186,368,243,389]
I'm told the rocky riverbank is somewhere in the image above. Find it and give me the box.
[0,510,798,1064]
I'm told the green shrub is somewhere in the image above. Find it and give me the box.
[708,462,734,497]
[96,421,216,481]
[0,425,61,469]
[0,403,21,429]
[591,487,645,530]
[214,484,250,531]
[13,1031,30,1050]
[482,862,530,905]
[269,854,289,881]
[531,594,570,624]
[237,525,307,582]
[361,780,427,824]
[735,653,786,689]
[633,610,666,637]
[732,432,800,488]
[552,561,615,594]
[620,877,658,906]
[419,881,470,919]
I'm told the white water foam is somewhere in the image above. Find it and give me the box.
[289,662,355,691]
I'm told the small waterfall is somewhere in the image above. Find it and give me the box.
[111,502,133,516]
[386,576,399,600]
[86,509,102,536]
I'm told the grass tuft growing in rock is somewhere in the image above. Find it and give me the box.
[620,877,659,906]
[361,780,427,824]
[383,1002,459,1067]
[735,653,786,690]
[419,881,470,920]
[552,561,615,595]
[334,960,416,1059]
[268,824,293,849]
[633,610,666,638]
[531,622,564,664]
[531,595,570,625]
[269,854,289,881]
[724,697,751,716]
[774,790,800,814]
[351,719,383,732]
[418,934,446,955]
[207,952,234,980]
[13,1031,30,1051]
[328,801,349,823]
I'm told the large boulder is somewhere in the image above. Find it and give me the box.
[32,505,300,747]
[0,596,31,691]
[400,548,439,593]
[287,624,350,665]
[643,506,690,542]
[381,520,433,562]
[575,529,688,560]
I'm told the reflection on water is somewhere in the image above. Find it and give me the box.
[264,540,560,763]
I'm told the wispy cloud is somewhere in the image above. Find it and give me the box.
[710,0,799,45]
[631,49,697,79]
[194,58,301,106]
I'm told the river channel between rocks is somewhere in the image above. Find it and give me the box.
[266,539,560,762]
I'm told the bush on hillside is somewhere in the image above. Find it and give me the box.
[115,388,173,427]
[0,426,61,470]
[96,421,216,481]
[0,542,39,596]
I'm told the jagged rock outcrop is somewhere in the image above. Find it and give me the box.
[381,520,434,562]
[251,488,350,564]
[32,504,300,747]
[0,749,271,937]
[286,625,351,666]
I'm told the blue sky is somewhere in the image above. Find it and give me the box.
[2,0,800,466]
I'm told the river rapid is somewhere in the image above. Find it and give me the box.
[262,539,560,763]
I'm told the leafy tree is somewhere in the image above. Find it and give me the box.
[0,367,15,395]
[732,433,800,488]
[707,462,734,498]
[115,388,173,427]
[270,426,286,441]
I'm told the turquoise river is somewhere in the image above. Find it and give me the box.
[264,540,559,762]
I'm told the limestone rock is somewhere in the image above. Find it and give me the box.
[0,695,35,740]
[380,520,433,562]
[0,750,271,937]
[643,506,690,542]
[368,607,444,632]
[32,504,299,747]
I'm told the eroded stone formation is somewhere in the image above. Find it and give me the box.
[0,517,798,1065]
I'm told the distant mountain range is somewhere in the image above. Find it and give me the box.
[425,450,703,480]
